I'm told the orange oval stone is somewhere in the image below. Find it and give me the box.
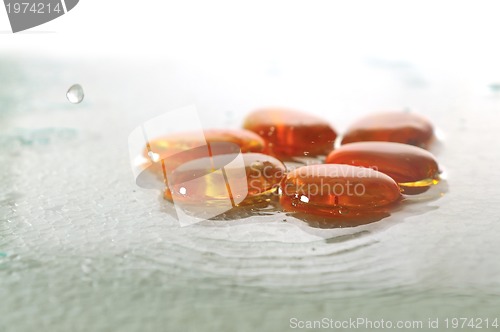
[341,111,434,149]
[165,153,286,206]
[243,108,337,158]
[325,142,440,194]
[140,129,266,185]
[146,129,265,159]
[280,164,401,218]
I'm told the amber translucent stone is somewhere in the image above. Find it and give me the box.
[341,111,434,149]
[141,129,266,184]
[326,142,440,194]
[146,129,265,158]
[165,153,286,206]
[280,164,401,218]
[243,108,337,158]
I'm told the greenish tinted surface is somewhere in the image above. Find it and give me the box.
[1,56,499,332]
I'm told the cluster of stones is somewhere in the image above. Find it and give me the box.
[146,108,440,221]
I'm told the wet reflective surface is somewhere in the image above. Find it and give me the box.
[1,57,499,332]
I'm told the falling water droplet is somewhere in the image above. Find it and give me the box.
[66,84,84,104]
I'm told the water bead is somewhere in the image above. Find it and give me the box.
[325,142,440,194]
[165,153,286,206]
[341,111,434,149]
[66,84,84,104]
[280,164,401,218]
[243,108,337,158]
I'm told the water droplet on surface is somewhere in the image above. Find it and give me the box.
[147,151,160,162]
[338,207,350,215]
[66,84,84,104]
[250,161,264,169]
[300,195,310,203]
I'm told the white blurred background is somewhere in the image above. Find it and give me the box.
[2,0,500,83]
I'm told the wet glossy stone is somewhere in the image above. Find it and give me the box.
[243,108,337,158]
[141,129,267,182]
[280,164,401,218]
[341,111,434,149]
[165,153,286,206]
[326,142,440,194]
[146,129,265,159]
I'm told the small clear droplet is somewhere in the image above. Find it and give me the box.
[251,161,263,169]
[338,207,349,215]
[66,84,84,104]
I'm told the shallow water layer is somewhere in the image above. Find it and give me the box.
[1,56,500,332]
